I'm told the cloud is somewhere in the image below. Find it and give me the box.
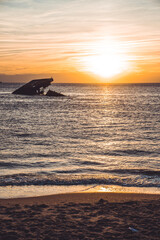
[0,0,160,76]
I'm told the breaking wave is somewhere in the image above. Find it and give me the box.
[0,171,159,188]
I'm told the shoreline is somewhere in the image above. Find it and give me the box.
[1,190,160,205]
[1,184,160,200]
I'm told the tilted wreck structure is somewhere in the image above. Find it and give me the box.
[12,77,64,97]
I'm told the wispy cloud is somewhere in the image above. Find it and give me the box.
[0,0,160,77]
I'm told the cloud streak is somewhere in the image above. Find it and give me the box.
[0,0,160,79]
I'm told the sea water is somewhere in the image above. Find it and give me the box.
[0,82,160,198]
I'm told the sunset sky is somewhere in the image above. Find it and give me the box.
[0,0,160,83]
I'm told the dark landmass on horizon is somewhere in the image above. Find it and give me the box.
[0,73,160,84]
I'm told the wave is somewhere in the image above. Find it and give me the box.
[53,169,160,176]
[103,149,158,156]
[0,172,159,188]
[0,161,54,168]
[102,169,160,176]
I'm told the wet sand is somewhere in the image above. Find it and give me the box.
[0,192,160,239]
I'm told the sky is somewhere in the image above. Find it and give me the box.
[0,0,160,83]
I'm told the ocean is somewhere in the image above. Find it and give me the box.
[0,82,160,198]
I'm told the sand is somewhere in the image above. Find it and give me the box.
[0,192,160,240]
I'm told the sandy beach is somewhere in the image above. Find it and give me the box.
[0,191,160,240]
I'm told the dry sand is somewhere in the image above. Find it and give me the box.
[0,192,160,240]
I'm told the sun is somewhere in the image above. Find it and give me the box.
[79,40,130,79]
[84,53,128,78]
[82,53,129,78]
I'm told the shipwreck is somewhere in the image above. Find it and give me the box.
[12,77,64,97]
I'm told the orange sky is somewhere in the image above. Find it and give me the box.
[0,0,160,83]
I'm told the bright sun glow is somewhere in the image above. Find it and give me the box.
[80,40,130,78]
[83,53,129,78]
